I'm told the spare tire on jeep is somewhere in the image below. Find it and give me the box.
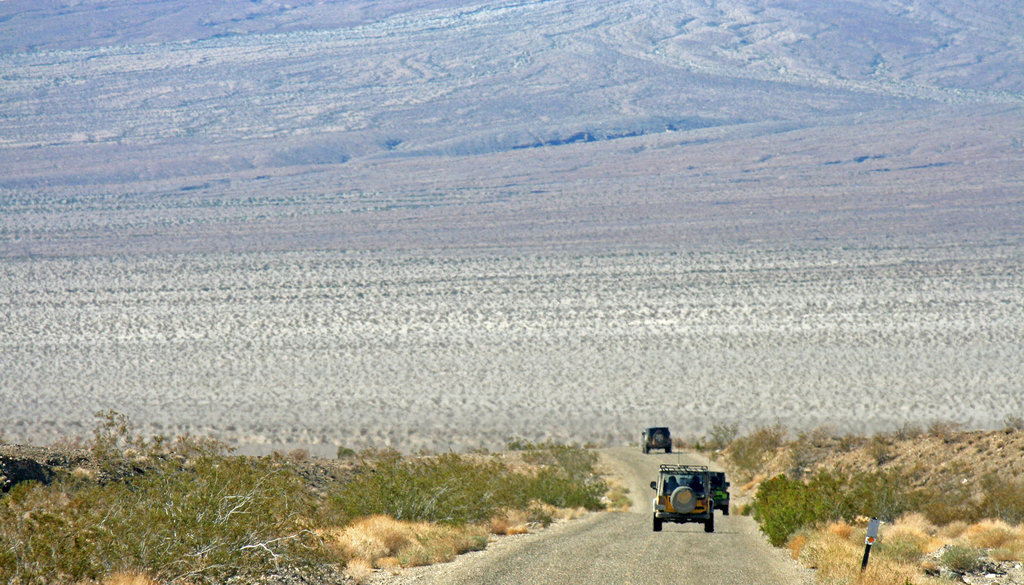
[670,486,697,513]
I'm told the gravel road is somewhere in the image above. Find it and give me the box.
[378,447,814,585]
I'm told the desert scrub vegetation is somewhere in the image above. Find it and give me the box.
[0,413,324,584]
[0,413,606,584]
[715,423,1024,584]
[329,440,606,525]
[753,470,910,546]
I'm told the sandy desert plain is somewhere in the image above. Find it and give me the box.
[1,0,1023,454]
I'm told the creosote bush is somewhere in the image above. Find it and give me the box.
[2,415,607,584]
[754,470,909,546]
[329,442,605,525]
[1,414,322,585]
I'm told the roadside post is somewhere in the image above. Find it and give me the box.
[861,517,881,572]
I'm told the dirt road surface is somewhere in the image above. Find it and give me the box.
[383,447,814,585]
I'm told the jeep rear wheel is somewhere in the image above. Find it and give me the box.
[653,516,663,532]
[704,514,715,533]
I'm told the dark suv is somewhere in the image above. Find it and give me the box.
[641,427,672,454]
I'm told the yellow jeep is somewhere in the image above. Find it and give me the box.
[650,464,714,533]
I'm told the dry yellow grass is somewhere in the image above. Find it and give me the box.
[962,519,1024,561]
[826,520,854,540]
[786,533,810,560]
[322,515,489,571]
[963,519,1014,549]
[602,476,632,511]
[884,514,945,555]
[344,558,376,585]
[99,572,160,585]
[488,509,532,535]
[938,520,969,540]
[554,506,589,521]
[797,524,945,585]
[792,514,1024,584]
[858,559,937,585]
[375,556,403,572]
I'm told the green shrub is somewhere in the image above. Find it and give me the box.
[837,470,910,522]
[753,474,836,546]
[753,470,912,547]
[329,444,605,525]
[0,452,321,584]
[2,416,607,583]
[940,545,985,574]
[877,533,927,564]
[329,451,515,524]
[0,413,323,585]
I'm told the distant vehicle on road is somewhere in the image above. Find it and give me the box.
[651,464,714,532]
[710,471,730,515]
[641,427,672,454]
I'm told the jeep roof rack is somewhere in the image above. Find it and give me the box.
[658,464,709,473]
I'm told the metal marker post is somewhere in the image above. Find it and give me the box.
[861,517,881,572]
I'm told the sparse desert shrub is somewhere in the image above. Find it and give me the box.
[707,422,739,451]
[794,528,858,578]
[939,544,985,574]
[729,424,787,478]
[836,433,864,453]
[938,520,969,540]
[876,531,927,564]
[786,440,817,480]
[0,452,321,584]
[911,477,975,525]
[343,557,375,584]
[927,420,964,442]
[893,422,924,441]
[885,514,945,558]
[796,522,933,585]
[1003,415,1024,432]
[329,451,513,524]
[394,524,487,567]
[978,475,1024,524]
[868,434,895,465]
[1,414,323,585]
[517,442,606,510]
[838,470,911,522]
[990,546,1024,562]
[329,443,604,526]
[488,509,531,535]
[785,530,811,559]
[337,446,357,458]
